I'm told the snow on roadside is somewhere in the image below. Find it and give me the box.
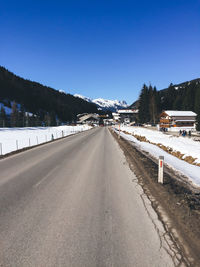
[115,128,200,187]
[120,126,200,164]
[0,125,92,156]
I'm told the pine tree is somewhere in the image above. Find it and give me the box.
[19,104,25,127]
[138,84,150,123]
[194,87,200,131]
[10,101,19,127]
[182,85,195,110]
[25,113,29,127]
[0,106,7,127]
[149,85,157,124]
[163,83,177,110]
[44,113,51,126]
[196,106,200,131]
[50,111,56,126]
[194,87,200,114]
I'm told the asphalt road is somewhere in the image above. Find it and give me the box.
[0,127,176,266]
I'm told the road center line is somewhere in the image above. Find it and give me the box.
[33,165,60,188]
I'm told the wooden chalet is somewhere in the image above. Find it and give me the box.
[159,110,197,130]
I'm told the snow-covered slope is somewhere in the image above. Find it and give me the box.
[74,94,128,112]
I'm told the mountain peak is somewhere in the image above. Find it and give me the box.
[74,94,128,112]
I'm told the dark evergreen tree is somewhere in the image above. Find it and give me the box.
[0,106,7,127]
[10,101,19,127]
[195,87,200,131]
[138,84,150,123]
[196,105,200,131]
[49,111,57,126]
[149,85,158,124]
[19,104,26,127]
[44,113,51,126]
[162,83,177,110]
[25,113,30,127]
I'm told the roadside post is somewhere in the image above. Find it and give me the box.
[158,156,164,184]
[118,124,120,139]
[0,143,2,155]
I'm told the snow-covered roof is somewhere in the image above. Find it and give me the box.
[118,109,135,114]
[164,110,197,117]
[175,119,196,122]
[79,114,99,122]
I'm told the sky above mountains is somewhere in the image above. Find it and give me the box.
[0,0,199,104]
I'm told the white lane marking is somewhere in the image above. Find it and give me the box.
[33,165,60,188]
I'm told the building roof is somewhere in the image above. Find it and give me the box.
[164,110,197,117]
[79,114,99,122]
[118,109,136,114]
[175,119,196,122]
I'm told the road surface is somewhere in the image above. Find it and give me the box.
[0,127,178,266]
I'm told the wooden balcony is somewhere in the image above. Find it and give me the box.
[160,119,171,124]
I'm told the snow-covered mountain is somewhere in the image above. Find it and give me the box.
[74,94,128,112]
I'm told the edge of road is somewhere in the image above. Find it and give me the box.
[109,127,200,266]
[0,127,96,161]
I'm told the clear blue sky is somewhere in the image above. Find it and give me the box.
[0,0,199,104]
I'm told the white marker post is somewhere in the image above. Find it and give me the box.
[158,156,164,184]
[118,124,120,139]
[0,143,2,155]
[16,140,18,150]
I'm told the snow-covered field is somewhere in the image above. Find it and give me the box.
[120,126,200,164]
[0,125,92,155]
[115,126,200,187]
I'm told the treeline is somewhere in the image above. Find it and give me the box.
[138,84,160,124]
[0,66,99,125]
[138,79,200,129]
[0,101,59,127]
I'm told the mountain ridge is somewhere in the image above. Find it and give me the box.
[130,78,200,109]
[0,66,100,125]
[74,94,128,112]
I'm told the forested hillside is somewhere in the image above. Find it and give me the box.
[0,66,99,127]
[136,79,200,130]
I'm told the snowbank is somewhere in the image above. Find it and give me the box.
[0,125,92,155]
[120,126,200,164]
[115,127,200,187]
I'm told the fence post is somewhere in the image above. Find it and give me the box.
[118,124,120,139]
[45,135,47,142]
[16,140,18,150]
[0,143,2,155]
[29,138,31,147]
[36,136,38,145]
[158,156,164,184]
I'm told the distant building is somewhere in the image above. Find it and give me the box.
[159,110,197,131]
[112,112,120,122]
[112,109,138,124]
[77,113,99,125]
